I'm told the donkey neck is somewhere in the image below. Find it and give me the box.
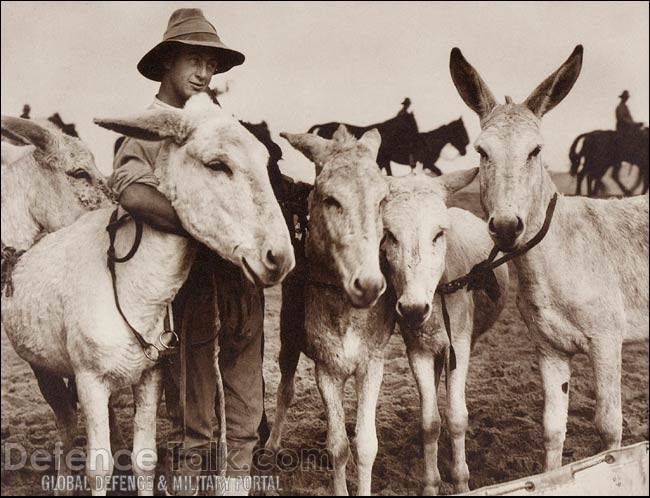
[510,167,565,282]
[113,216,197,341]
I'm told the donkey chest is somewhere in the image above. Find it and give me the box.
[305,311,392,376]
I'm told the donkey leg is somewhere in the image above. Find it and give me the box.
[590,339,623,451]
[406,348,442,496]
[131,367,162,496]
[266,338,301,452]
[446,334,472,493]
[76,372,113,496]
[354,355,384,496]
[316,365,349,496]
[538,348,572,471]
[31,366,77,495]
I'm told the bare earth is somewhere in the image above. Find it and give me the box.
[1,172,648,495]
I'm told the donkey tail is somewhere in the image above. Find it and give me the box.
[569,132,589,176]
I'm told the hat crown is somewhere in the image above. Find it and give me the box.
[163,8,220,41]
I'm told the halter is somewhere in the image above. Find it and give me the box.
[436,193,558,370]
[106,209,178,362]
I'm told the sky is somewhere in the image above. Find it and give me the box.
[2,1,648,183]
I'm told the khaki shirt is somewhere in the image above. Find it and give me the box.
[108,98,175,199]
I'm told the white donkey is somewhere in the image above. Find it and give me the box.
[382,172,508,494]
[449,45,649,470]
[2,93,294,495]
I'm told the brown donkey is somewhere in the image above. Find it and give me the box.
[267,126,392,495]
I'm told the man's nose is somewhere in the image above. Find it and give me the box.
[196,62,210,80]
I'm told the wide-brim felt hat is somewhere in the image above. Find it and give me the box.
[619,90,630,99]
[138,8,245,81]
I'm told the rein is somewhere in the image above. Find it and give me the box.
[436,193,558,370]
[1,242,26,297]
[106,209,178,362]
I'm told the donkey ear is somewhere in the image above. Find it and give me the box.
[449,48,498,119]
[1,116,55,151]
[94,109,192,144]
[524,45,583,118]
[358,128,382,158]
[436,167,479,197]
[332,124,353,143]
[1,141,36,166]
[280,131,333,174]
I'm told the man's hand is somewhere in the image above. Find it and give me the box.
[119,184,190,237]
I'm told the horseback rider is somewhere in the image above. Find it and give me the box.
[398,97,412,115]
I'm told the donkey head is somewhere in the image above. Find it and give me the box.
[382,169,478,328]
[450,45,583,250]
[283,125,388,308]
[95,93,295,287]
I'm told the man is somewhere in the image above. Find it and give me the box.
[615,90,638,133]
[109,9,264,495]
[398,97,411,115]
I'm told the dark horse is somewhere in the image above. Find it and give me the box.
[569,127,649,196]
[412,117,469,176]
[308,112,419,175]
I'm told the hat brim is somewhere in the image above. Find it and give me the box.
[138,40,245,82]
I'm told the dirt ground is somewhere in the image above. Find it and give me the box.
[1,174,648,496]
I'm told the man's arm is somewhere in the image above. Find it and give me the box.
[120,183,189,237]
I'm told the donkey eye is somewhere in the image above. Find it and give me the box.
[528,145,541,160]
[433,231,444,243]
[323,196,342,209]
[69,169,91,180]
[206,161,233,176]
[476,146,489,160]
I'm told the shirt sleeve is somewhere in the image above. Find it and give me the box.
[108,137,160,200]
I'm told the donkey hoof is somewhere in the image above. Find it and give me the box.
[422,484,440,496]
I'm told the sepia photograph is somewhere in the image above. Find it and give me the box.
[1,1,648,495]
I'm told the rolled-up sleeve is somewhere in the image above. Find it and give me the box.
[108,137,160,200]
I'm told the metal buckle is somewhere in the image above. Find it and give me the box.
[158,330,179,350]
[143,344,161,362]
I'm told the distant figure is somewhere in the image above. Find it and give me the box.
[20,104,30,119]
[398,97,412,115]
[615,90,641,134]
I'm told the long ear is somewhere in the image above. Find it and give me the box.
[1,141,36,166]
[524,45,583,117]
[94,109,192,144]
[1,116,55,151]
[436,167,479,197]
[449,48,498,119]
[280,131,333,174]
[358,128,381,158]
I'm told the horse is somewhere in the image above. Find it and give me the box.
[569,127,649,196]
[308,111,419,175]
[450,44,648,472]
[413,117,470,176]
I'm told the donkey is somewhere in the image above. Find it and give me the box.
[449,45,649,471]
[381,171,508,494]
[2,93,294,495]
[266,126,392,496]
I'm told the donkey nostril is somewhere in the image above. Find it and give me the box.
[515,216,524,234]
[423,302,431,317]
[266,249,277,267]
[488,218,497,233]
[396,301,405,317]
[353,278,364,294]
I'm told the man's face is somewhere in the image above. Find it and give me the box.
[164,46,219,104]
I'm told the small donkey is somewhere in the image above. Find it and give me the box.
[381,171,508,494]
